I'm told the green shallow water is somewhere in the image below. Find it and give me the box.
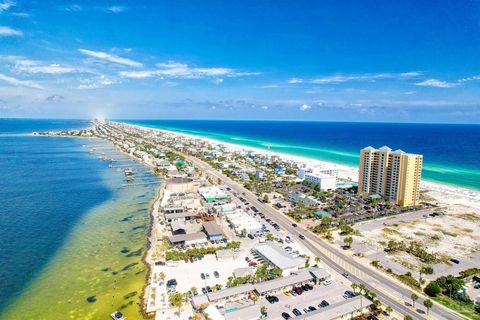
[0,140,159,320]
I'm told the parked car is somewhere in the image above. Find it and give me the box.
[201,287,207,294]
[293,287,303,295]
[319,300,330,308]
[292,309,302,316]
[214,271,219,278]
[205,273,210,279]
[304,283,313,290]
[450,258,460,264]
[342,272,350,278]
[299,234,305,240]
[248,234,255,239]
[281,312,291,319]
[308,306,317,311]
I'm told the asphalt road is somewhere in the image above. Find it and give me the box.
[186,155,464,320]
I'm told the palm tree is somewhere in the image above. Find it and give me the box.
[385,306,393,315]
[424,299,433,317]
[410,293,418,308]
[351,283,358,294]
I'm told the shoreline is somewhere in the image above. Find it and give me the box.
[123,122,480,205]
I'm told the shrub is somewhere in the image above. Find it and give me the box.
[424,281,441,297]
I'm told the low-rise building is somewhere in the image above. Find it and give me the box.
[167,232,208,246]
[203,221,226,241]
[253,243,305,276]
[199,186,228,202]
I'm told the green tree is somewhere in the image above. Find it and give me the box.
[190,287,198,296]
[343,236,353,248]
[410,293,418,308]
[424,281,441,297]
[424,299,433,316]
[265,233,275,241]
[263,194,269,203]
[404,316,413,320]
[168,293,183,314]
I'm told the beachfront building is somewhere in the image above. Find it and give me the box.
[198,186,228,202]
[253,243,305,276]
[358,146,423,206]
[304,172,336,190]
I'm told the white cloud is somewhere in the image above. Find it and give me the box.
[120,60,258,80]
[415,79,457,88]
[0,1,15,12]
[0,73,44,89]
[212,78,224,85]
[0,26,22,36]
[77,75,115,89]
[290,72,422,85]
[11,12,29,17]
[79,48,143,67]
[7,57,76,74]
[457,75,480,83]
[62,4,82,12]
[261,105,269,110]
[107,6,126,13]
[299,104,311,111]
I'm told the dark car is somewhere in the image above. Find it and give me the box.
[308,306,317,311]
[201,287,207,294]
[342,272,350,278]
[292,223,298,227]
[247,234,255,239]
[200,273,205,280]
[304,283,313,290]
[206,286,212,292]
[281,312,291,319]
[266,295,279,304]
[299,234,305,240]
[214,271,219,278]
[450,258,460,264]
[319,300,330,308]
[292,309,302,316]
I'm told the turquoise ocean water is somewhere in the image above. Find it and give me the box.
[126,120,480,191]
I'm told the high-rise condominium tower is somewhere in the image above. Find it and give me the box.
[358,146,423,207]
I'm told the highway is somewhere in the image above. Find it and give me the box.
[185,154,464,320]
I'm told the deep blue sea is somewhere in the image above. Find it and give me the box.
[0,119,111,312]
[126,120,480,191]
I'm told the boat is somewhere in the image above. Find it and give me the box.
[110,311,126,320]
[124,168,134,176]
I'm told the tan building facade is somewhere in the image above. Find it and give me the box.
[358,146,422,206]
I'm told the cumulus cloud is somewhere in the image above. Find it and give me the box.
[120,60,259,80]
[0,26,22,36]
[0,73,44,89]
[415,79,457,88]
[79,48,142,67]
[299,104,311,111]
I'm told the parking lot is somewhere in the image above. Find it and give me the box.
[224,278,353,319]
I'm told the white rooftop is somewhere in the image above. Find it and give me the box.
[253,243,305,270]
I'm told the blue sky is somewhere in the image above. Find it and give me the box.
[0,0,479,123]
